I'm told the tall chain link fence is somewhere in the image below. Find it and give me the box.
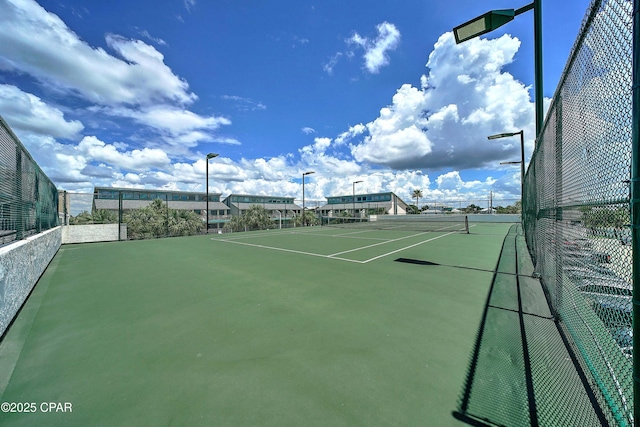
[0,116,58,246]
[523,0,633,425]
[415,198,520,214]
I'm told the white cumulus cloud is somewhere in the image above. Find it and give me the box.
[349,22,401,74]
[0,0,196,106]
[77,136,171,171]
[0,84,83,139]
[349,32,537,170]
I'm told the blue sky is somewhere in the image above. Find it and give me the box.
[0,0,591,206]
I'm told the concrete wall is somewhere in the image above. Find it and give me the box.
[62,224,126,244]
[0,227,62,337]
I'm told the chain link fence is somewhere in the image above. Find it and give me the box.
[523,0,633,425]
[416,198,521,214]
[63,191,207,241]
[0,116,58,246]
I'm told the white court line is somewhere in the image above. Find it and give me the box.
[211,238,364,263]
[362,231,455,263]
[327,231,432,257]
[212,228,466,264]
[286,231,389,241]
[211,228,317,242]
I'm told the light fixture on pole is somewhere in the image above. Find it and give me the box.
[490,131,525,223]
[352,180,363,219]
[454,2,543,138]
[206,153,219,233]
[302,171,315,226]
[489,131,525,201]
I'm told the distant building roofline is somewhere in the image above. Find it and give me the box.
[94,186,221,196]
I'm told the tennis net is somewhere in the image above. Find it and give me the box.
[320,215,469,233]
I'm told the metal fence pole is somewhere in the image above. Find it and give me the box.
[15,146,23,240]
[165,193,169,237]
[64,190,68,226]
[632,0,640,422]
[118,191,123,241]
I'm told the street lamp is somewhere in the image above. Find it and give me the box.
[489,130,525,201]
[352,180,363,219]
[206,153,219,233]
[490,131,525,223]
[454,1,543,137]
[302,171,315,226]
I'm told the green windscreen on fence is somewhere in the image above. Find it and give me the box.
[0,115,58,246]
[522,0,633,425]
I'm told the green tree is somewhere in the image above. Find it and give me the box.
[582,206,629,229]
[168,209,203,236]
[495,201,522,214]
[124,199,166,239]
[243,205,275,230]
[92,209,118,224]
[124,199,205,239]
[224,215,246,232]
[407,204,419,214]
[69,211,93,225]
[295,210,319,226]
[69,209,117,225]
[223,205,276,232]
[464,204,481,214]
[412,189,423,212]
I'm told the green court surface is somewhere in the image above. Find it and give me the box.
[0,223,598,426]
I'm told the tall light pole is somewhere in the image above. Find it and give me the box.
[352,180,363,219]
[454,1,543,137]
[206,153,219,233]
[488,130,525,205]
[302,171,315,226]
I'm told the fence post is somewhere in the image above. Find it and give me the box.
[631,0,640,422]
[15,146,23,240]
[118,191,123,241]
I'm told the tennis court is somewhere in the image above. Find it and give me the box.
[0,221,597,426]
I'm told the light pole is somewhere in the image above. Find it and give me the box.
[352,180,363,219]
[488,130,525,203]
[206,153,219,233]
[302,171,315,226]
[454,1,543,137]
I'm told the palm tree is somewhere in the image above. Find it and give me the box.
[224,215,245,232]
[412,189,423,213]
[69,211,93,225]
[92,209,117,224]
[243,205,275,230]
[295,209,319,226]
[223,206,276,232]
[123,199,204,239]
